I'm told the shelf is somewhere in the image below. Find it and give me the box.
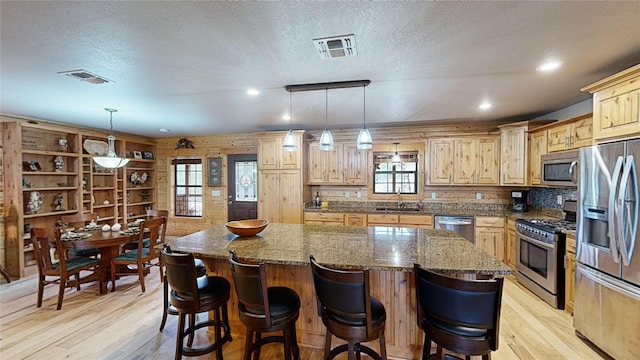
[127,167,154,171]
[93,173,116,176]
[128,186,154,191]
[23,186,77,192]
[93,187,116,191]
[24,209,78,219]
[93,204,115,209]
[127,201,154,207]
[22,149,80,157]
[23,171,78,176]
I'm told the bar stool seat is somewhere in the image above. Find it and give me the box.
[160,255,208,332]
[163,246,232,360]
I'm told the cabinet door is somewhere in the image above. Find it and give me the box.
[547,124,571,152]
[475,227,505,261]
[307,143,325,183]
[571,116,593,149]
[308,142,344,184]
[506,221,516,269]
[258,137,279,170]
[565,235,576,315]
[500,127,527,185]
[453,138,476,184]
[257,170,280,222]
[476,137,499,185]
[259,134,302,170]
[345,213,367,226]
[428,139,453,184]
[528,130,547,185]
[278,170,303,223]
[593,85,640,141]
[343,144,368,185]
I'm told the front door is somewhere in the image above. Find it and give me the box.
[227,154,258,221]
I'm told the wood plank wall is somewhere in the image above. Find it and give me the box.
[0,123,5,276]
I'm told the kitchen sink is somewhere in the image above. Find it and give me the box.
[375,207,421,212]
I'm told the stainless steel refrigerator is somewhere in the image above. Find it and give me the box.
[576,141,640,359]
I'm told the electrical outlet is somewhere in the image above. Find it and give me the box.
[344,191,349,199]
[356,191,361,199]
[431,192,436,199]
[211,190,220,196]
[476,192,482,200]
[557,195,563,205]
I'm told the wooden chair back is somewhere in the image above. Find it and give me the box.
[135,216,167,262]
[30,227,62,277]
[146,209,169,219]
[61,212,98,229]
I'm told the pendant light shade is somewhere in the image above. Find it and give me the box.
[392,142,401,164]
[319,88,334,151]
[356,84,372,149]
[93,108,130,169]
[283,91,298,152]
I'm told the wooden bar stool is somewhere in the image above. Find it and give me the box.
[414,264,504,360]
[309,255,387,360]
[163,246,232,360]
[229,250,300,360]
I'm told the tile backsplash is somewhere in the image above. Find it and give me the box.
[529,188,577,210]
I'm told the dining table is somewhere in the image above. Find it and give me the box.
[60,226,139,294]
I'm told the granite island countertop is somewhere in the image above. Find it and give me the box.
[165,223,511,276]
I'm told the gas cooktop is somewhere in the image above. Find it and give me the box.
[518,218,576,233]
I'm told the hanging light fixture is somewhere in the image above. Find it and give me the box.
[93,108,130,169]
[283,91,298,152]
[392,143,401,165]
[356,84,372,149]
[319,88,334,151]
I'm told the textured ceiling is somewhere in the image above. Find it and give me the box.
[1,1,639,137]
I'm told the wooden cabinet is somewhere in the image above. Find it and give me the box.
[307,142,367,185]
[427,136,499,185]
[475,216,505,261]
[258,131,303,170]
[547,113,593,152]
[528,129,547,186]
[367,213,433,229]
[581,64,640,142]
[123,139,156,223]
[505,219,516,269]
[257,131,305,224]
[565,234,576,315]
[366,213,399,226]
[304,212,344,225]
[500,126,527,186]
[344,213,367,227]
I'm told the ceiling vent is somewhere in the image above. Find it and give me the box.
[313,34,357,59]
[58,69,112,84]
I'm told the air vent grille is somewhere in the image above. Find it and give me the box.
[58,69,112,84]
[313,34,357,59]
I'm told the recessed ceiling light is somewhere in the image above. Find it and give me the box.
[537,60,563,72]
[159,128,170,133]
[478,101,492,110]
[246,88,260,96]
[282,114,291,121]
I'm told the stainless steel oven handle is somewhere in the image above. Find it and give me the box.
[516,231,555,250]
[569,160,578,184]
[608,156,624,263]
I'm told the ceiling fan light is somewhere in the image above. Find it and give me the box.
[356,128,372,149]
[283,129,298,152]
[319,129,334,151]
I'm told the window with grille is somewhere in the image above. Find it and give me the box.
[173,158,203,217]
[373,151,419,194]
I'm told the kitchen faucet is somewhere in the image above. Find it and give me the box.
[397,188,404,208]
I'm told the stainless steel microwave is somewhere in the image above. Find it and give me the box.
[541,150,578,187]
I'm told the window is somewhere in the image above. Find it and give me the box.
[373,151,419,194]
[173,158,203,217]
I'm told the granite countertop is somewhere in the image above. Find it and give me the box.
[165,223,511,275]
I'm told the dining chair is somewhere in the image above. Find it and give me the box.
[122,209,169,251]
[163,246,232,360]
[60,213,101,258]
[30,227,100,310]
[229,250,300,360]
[309,255,387,360]
[110,216,166,292]
[414,264,504,360]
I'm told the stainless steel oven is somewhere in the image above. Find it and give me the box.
[541,149,578,187]
[515,219,565,309]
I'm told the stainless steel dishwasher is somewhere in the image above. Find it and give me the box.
[434,216,475,243]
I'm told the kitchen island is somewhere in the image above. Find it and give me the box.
[165,223,511,358]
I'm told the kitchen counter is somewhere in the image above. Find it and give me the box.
[165,223,511,275]
[166,223,509,358]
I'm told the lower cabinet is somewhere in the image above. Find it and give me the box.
[258,170,303,224]
[304,212,434,229]
[344,213,367,227]
[304,212,344,225]
[506,219,516,269]
[565,234,576,315]
[475,216,506,261]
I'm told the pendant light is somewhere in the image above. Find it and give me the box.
[392,143,401,165]
[319,88,334,151]
[282,91,298,152]
[93,108,130,169]
[356,84,372,149]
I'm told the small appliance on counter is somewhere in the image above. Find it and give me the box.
[511,190,528,212]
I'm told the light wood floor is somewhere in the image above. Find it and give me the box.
[0,269,605,360]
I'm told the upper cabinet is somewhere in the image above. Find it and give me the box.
[307,142,368,185]
[499,120,554,186]
[528,129,547,186]
[258,131,303,170]
[427,136,499,185]
[546,113,593,152]
[581,64,640,142]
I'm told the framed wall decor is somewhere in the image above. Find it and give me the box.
[142,151,154,160]
[133,151,142,159]
[208,157,221,187]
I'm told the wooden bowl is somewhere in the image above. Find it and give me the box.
[225,220,268,237]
